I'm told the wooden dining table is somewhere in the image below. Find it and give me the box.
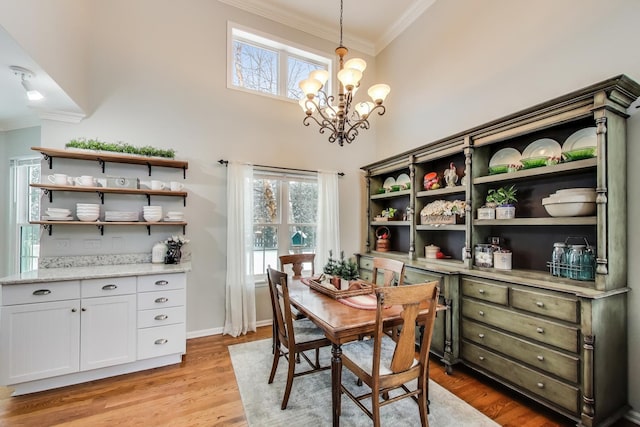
[288,278,439,427]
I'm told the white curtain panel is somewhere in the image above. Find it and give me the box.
[223,162,256,337]
[315,170,341,273]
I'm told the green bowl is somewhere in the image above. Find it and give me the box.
[390,185,401,192]
[563,147,596,161]
[488,164,509,175]
[520,156,548,169]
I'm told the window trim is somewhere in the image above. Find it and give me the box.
[227,21,334,102]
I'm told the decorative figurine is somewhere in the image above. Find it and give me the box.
[444,162,459,188]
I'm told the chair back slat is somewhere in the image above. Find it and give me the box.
[372,257,405,287]
[374,282,439,374]
[279,253,316,279]
[267,267,295,349]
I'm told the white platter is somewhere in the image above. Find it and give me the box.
[522,138,562,159]
[42,216,73,221]
[489,147,521,167]
[396,173,411,189]
[563,127,597,151]
[383,177,396,189]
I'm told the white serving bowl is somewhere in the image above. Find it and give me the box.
[77,203,100,208]
[554,188,595,195]
[143,214,162,222]
[542,200,596,217]
[77,213,100,222]
[547,193,596,203]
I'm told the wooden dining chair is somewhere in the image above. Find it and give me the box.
[279,253,316,279]
[340,281,440,427]
[266,267,331,409]
[372,257,405,287]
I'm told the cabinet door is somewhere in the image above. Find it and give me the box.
[80,294,136,371]
[0,300,80,384]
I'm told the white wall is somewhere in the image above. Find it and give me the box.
[375,0,640,417]
[1,0,378,336]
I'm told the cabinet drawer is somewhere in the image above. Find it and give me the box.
[137,273,185,292]
[138,306,186,328]
[461,277,508,306]
[359,270,373,282]
[2,281,80,305]
[359,257,374,271]
[138,289,185,310]
[461,341,579,414]
[462,319,579,383]
[462,299,579,353]
[403,268,441,285]
[137,323,186,360]
[511,288,578,323]
[81,276,136,298]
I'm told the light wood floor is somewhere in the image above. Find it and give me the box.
[0,326,634,426]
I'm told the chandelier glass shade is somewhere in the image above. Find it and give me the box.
[298,1,390,146]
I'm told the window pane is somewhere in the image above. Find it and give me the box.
[232,40,278,95]
[287,57,327,100]
[253,179,280,223]
[20,225,40,273]
[289,225,316,252]
[253,225,278,276]
[288,180,317,224]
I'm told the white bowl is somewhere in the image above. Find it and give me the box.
[77,214,100,222]
[547,193,597,203]
[143,214,162,222]
[542,200,596,217]
[554,188,596,195]
[77,203,100,208]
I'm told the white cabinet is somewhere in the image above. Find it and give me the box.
[0,299,80,384]
[136,273,186,360]
[79,277,137,371]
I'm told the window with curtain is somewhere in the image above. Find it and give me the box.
[9,157,41,273]
[252,170,318,280]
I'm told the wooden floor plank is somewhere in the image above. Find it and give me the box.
[0,326,634,426]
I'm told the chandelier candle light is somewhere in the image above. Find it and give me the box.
[298,0,390,146]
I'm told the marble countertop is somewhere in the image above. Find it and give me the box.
[0,262,192,285]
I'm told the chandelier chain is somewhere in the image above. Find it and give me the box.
[339,0,343,47]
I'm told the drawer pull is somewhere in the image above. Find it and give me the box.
[155,338,168,345]
[478,310,485,316]
[478,333,485,339]
[155,280,169,286]
[155,297,169,303]
[33,289,51,296]
[537,382,545,389]
[537,355,544,361]
[155,314,168,321]
[478,356,485,361]
[536,301,544,308]
[536,327,544,334]
[81,307,87,312]
[478,289,485,294]
[71,308,77,313]
[102,284,118,290]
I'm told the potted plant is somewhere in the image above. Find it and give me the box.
[487,185,517,219]
[323,251,359,289]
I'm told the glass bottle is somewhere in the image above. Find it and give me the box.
[551,242,566,277]
[568,244,586,280]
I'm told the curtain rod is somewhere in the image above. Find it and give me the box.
[218,159,344,176]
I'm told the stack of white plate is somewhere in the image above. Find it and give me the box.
[105,211,140,222]
[542,188,596,217]
[143,206,163,222]
[44,207,73,221]
[76,203,100,222]
[164,211,184,222]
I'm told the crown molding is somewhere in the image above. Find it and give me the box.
[374,0,437,55]
[39,110,86,123]
[218,0,375,56]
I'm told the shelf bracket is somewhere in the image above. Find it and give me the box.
[182,225,186,234]
[44,189,53,203]
[97,191,105,204]
[146,162,152,176]
[183,195,186,207]
[43,224,52,236]
[182,166,186,179]
[97,158,106,173]
[146,194,151,206]
[97,225,104,235]
[146,225,151,235]
[43,153,53,169]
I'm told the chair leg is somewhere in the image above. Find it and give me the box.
[281,350,297,409]
[372,387,381,427]
[268,345,281,384]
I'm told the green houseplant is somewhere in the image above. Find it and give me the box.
[486,185,518,219]
[66,138,176,159]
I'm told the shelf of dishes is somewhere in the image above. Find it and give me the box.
[373,173,411,194]
[41,205,185,223]
[486,127,596,174]
[474,157,596,184]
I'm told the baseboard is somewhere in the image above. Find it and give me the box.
[626,409,640,425]
[186,320,271,339]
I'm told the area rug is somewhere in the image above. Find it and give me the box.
[229,339,499,426]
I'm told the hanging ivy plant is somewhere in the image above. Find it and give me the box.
[65,138,176,159]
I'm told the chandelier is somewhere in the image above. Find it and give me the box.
[298,0,390,146]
